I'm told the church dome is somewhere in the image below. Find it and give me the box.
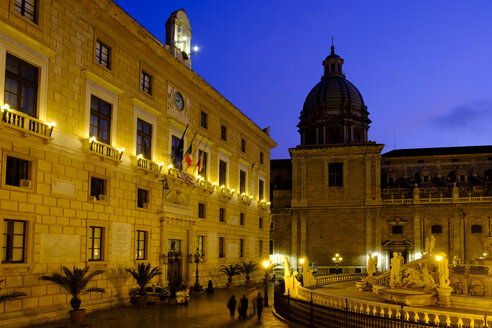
[298,45,371,146]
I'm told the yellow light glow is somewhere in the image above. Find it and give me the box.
[158,162,164,166]
[335,253,340,257]
[241,193,245,196]
[299,258,305,264]
[212,182,217,186]
[49,121,56,127]
[250,196,253,199]
[118,148,125,152]
[267,202,271,205]
[332,257,336,261]
[220,185,225,189]
[182,36,187,41]
[231,189,235,193]
[483,252,488,257]
[89,137,96,143]
[340,257,343,261]
[262,260,270,269]
[436,255,443,262]
[1,104,10,112]
[168,164,173,169]
[137,154,143,159]
[193,46,199,52]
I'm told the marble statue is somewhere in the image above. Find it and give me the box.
[367,254,377,277]
[301,257,317,287]
[437,252,450,288]
[283,256,291,277]
[390,251,401,286]
[429,236,436,255]
[283,257,299,296]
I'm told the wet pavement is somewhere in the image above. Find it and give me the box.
[27,284,302,328]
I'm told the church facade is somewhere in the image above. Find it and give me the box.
[0,0,275,324]
[271,46,492,274]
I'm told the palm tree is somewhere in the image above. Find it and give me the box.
[0,279,26,302]
[238,261,258,286]
[220,264,241,289]
[41,266,105,311]
[127,263,162,295]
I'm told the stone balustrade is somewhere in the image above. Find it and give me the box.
[1,106,54,142]
[135,156,162,174]
[88,138,123,162]
[383,196,492,205]
[315,273,366,285]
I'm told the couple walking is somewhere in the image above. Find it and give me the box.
[227,292,264,321]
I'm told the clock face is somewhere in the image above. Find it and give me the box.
[174,92,184,111]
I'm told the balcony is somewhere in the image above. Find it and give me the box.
[134,155,162,175]
[197,179,215,193]
[239,193,252,205]
[1,105,54,143]
[219,186,233,199]
[88,137,123,162]
[259,200,270,210]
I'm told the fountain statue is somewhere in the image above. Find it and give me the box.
[301,257,317,287]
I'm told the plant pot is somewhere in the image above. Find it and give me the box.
[227,282,234,290]
[69,309,86,323]
[135,295,148,308]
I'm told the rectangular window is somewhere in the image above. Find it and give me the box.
[4,53,38,117]
[240,213,245,226]
[137,119,152,159]
[219,208,225,222]
[171,135,182,169]
[88,226,103,261]
[200,111,207,129]
[141,71,152,94]
[239,170,246,194]
[96,40,111,69]
[90,95,112,145]
[260,152,264,164]
[2,220,26,263]
[269,240,274,255]
[259,217,263,229]
[328,163,343,187]
[259,179,264,201]
[221,125,227,141]
[219,160,227,186]
[259,240,263,256]
[136,230,147,260]
[239,239,244,258]
[471,225,483,234]
[241,139,246,153]
[198,235,204,256]
[431,225,442,234]
[219,237,225,258]
[6,156,31,187]
[14,0,36,23]
[198,203,205,219]
[198,150,208,180]
[392,225,403,234]
[90,177,106,201]
[137,188,149,208]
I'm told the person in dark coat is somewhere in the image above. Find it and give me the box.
[227,295,237,319]
[239,294,248,319]
[255,292,264,321]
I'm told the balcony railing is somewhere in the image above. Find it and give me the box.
[135,156,162,174]
[383,195,492,205]
[88,138,123,162]
[1,105,54,143]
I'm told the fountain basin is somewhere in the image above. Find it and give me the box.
[380,288,437,307]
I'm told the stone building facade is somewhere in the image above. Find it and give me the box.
[0,0,275,325]
[271,46,492,275]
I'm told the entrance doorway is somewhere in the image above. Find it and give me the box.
[167,239,182,288]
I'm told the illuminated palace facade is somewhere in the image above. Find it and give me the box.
[0,0,275,325]
[271,46,492,274]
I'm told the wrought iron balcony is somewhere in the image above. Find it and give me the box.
[1,105,54,143]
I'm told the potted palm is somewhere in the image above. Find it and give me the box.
[0,279,26,302]
[127,263,162,308]
[239,261,258,287]
[220,264,241,290]
[41,266,105,323]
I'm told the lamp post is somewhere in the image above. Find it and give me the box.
[332,253,342,274]
[189,248,205,292]
[262,260,271,307]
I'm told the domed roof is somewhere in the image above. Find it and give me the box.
[301,77,365,121]
[297,45,371,146]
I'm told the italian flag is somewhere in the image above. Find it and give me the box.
[197,152,204,172]
[184,144,193,169]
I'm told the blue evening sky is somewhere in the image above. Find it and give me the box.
[114,0,492,159]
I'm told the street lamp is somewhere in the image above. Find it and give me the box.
[189,248,205,292]
[332,253,342,274]
[262,260,271,307]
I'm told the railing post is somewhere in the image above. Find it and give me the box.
[345,298,348,328]
[310,293,314,328]
[400,305,404,328]
[484,314,488,328]
[287,290,290,320]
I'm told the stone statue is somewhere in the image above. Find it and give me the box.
[425,237,430,254]
[421,266,438,291]
[283,256,291,278]
[367,254,377,277]
[429,236,436,255]
[390,251,401,286]
[437,252,450,288]
[302,257,317,287]
[402,267,425,289]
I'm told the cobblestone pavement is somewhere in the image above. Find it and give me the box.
[27,284,302,328]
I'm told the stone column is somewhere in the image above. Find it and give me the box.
[291,213,298,261]
[300,214,307,257]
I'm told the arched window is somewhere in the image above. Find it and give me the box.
[305,128,317,145]
[353,127,362,143]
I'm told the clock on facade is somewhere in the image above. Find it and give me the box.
[174,92,184,111]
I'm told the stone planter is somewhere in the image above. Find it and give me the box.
[69,309,86,323]
[135,295,148,308]
[227,282,234,290]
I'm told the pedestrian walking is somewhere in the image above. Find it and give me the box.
[227,295,237,319]
[239,294,248,319]
[255,292,264,321]
[247,287,257,315]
